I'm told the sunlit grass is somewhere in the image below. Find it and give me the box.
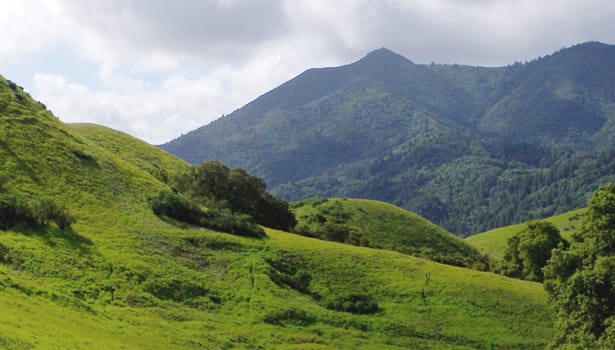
[0,75,555,349]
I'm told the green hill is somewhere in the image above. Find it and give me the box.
[0,75,555,348]
[292,198,487,268]
[71,123,190,184]
[465,208,585,259]
[161,42,615,236]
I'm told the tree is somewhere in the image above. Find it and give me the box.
[495,220,566,281]
[173,161,296,231]
[544,184,615,349]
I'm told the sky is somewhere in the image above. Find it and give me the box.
[1,0,614,145]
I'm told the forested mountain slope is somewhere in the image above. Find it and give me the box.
[162,42,615,236]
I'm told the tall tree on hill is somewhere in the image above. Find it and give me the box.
[544,184,615,349]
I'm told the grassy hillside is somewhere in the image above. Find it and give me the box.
[465,208,585,259]
[0,75,555,348]
[292,198,487,268]
[71,123,190,184]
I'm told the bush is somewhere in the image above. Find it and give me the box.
[0,193,19,230]
[266,252,312,295]
[150,191,265,237]
[150,191,204,226]
[263,308,316,326]
[323,293,379,314]
[52,205,75,230]
[0,192,74,231]
[143,277,208,302]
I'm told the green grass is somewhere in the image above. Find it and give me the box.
[292,198,486,268]
[71,123,190,184]
[465,208,585,259]
[0,75,555,349]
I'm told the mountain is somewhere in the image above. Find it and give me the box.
[161,41,615,236]
[0,75,558,348]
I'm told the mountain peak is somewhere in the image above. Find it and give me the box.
[550,41,615,60]
[358,47,413,65]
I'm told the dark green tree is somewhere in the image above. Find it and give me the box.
[174,161,296,231]
[544,184,615,349]
[496,220,567,281]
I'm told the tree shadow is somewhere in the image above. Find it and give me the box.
[18,226,94,254]
[0,139,41,184]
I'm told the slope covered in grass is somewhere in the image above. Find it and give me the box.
[71,123,190,184]
[465,208,585,259]
[292,198,487,268]
[0,75,554,348]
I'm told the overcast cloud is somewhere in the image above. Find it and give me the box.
[1,0,614,144]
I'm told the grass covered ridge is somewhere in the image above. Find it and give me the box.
[0,75,554,348]
[292,198,488,268]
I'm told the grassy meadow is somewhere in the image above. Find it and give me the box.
[0,75,555,348]
[465,209,585,259]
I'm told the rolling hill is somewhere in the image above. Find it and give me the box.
[465,208,585,259]
[161,41,615,236]
[292,198,487,268]
[0,75,556,348]
[71,123,190,183]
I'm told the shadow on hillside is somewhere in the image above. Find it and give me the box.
[0,139,41,184]
[20,226,94,253]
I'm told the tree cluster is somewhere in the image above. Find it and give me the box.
[150,161,296,237]
[174,161,296,231]
[149,191,264,237]
[544,185,615,348]
[495,220,567,282]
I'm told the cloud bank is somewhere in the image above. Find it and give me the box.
[1,0,614,143]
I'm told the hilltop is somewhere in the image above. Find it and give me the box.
[161,41,615,236]
[292,198,487,268]
[0,75,555,348]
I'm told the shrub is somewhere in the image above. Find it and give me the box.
[0,193,18,230]
[263,308,316,326]
[150,191,265,237]
[0,186,74,231]
[266,252,312,295]
[323,293,379,314]
[31,198,57,226]
[143,277,208,302]
[52,205,75,230]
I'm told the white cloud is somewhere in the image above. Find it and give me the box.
[0,0,69,69]
[1,0,614,144]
